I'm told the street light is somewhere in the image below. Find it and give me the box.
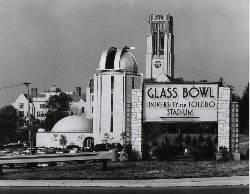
[23,82,32,155]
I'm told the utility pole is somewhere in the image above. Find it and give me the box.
[23,82,32,155]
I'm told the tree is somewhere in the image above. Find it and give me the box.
[0,105,18,144]
[219,76,225,87]
[192,137,197,147]
[59,135,67,149]
[239,83,249,134]
[184,134,192,146]
[42,92,72,131]
[198,134,204,146]
[175,133,183,146]
[218,77,240,101]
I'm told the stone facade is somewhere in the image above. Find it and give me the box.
[131,89,143,158]
[218,87,231,149]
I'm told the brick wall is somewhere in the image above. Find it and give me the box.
[131,89,143,158]
[218,87,231,149]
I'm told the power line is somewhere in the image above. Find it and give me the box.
[0,83,25,90]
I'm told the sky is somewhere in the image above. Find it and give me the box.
[0,0,248,107]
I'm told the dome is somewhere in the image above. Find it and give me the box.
[119,51,137,74]
[51,115,92,133]
[98,46,138,74]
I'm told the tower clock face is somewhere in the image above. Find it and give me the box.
[154,60,162,68]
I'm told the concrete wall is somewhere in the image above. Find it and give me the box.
[218,87,231,149]
[36,132,93,148]
[113,75,125,142]
[93,74,125,144]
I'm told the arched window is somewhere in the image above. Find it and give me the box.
[83,137,94,148]
[105,47,117,69]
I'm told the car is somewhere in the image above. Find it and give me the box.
[69,148,78,154]
[0,150,11,156]
[21,148,36,155]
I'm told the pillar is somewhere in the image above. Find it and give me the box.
[218,87,231,149]
[230,102,240,160]
[131,89,143,159]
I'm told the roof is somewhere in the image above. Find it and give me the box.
[51,115,92,133]
[70,93,86,102]
[23,94,32,103]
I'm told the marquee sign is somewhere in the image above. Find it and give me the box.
[143,84,218,122]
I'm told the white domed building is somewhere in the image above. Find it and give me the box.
[36,115,93,148]
[36,46,142,149]
[89,46,143,145]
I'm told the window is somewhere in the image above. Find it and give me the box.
[19,119,25,127]
[132,77,135,89]
[37,111,45,118]
[83,137,94,148]
[81,107,85,113]
[110,116,113,133]
[40,104,46,109]
[111,76,114,90]
[19,103,24,109]
[159,32,164,55]
[110,76,114,132]
[19,111,24,118]
[152,32,158,55]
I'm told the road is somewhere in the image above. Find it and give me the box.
[0,186,248,194]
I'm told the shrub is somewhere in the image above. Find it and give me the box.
[184,134,192,146]
[190,136,216,160]
[175,133,184,146]
[153,145,178,161]
[111,143,122,151]
[94,144,109,151]
[197,134,204,146]
[66,145,80,150]
[123,144,134,161]
[192,137,197,147]
[142,143,150,160]
[216,146,231,161]
[153,139,184,161]
[59,135,67,149]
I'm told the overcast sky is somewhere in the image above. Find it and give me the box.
[0,0,248,107]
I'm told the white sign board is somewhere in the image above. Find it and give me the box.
[143,84,218,122]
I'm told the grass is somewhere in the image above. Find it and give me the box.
[0,160,248,180]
